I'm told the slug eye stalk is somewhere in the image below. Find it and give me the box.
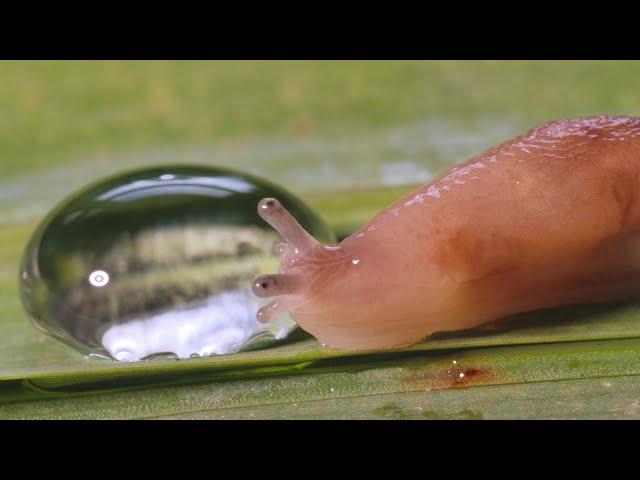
[258,198,318,253]
[252,273,301,298]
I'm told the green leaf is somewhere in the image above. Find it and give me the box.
[4,337,640,419]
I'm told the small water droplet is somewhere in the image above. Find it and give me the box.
[19,166,335,361]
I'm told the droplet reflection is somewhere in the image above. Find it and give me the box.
[89,270,109,287]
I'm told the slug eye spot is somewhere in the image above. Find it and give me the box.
[253,275,278,297]
[259,198,280,212]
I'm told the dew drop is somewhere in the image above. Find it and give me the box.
[19,165,334,362]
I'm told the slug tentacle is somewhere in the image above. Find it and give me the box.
[252,273,302,298]
[256,299,285,324]
[258,198,318,253]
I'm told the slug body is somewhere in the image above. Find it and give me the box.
[252,115,640,350]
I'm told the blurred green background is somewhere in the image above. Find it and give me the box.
[4,61,640,217]
[3,60,640,418]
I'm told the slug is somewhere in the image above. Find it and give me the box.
[251,115,640,350]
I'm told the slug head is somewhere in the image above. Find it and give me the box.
[251,198,320,322]
[251,197,442,350]
[251,197,366,345]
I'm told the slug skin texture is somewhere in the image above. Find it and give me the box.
[252,115,640,350]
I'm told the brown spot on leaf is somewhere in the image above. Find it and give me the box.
[404,364,495,390]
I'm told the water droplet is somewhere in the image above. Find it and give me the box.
[20,165,334,362]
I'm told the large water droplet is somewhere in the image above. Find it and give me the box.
[19,165,334,362]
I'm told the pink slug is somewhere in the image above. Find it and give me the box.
[251,115,640,350]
